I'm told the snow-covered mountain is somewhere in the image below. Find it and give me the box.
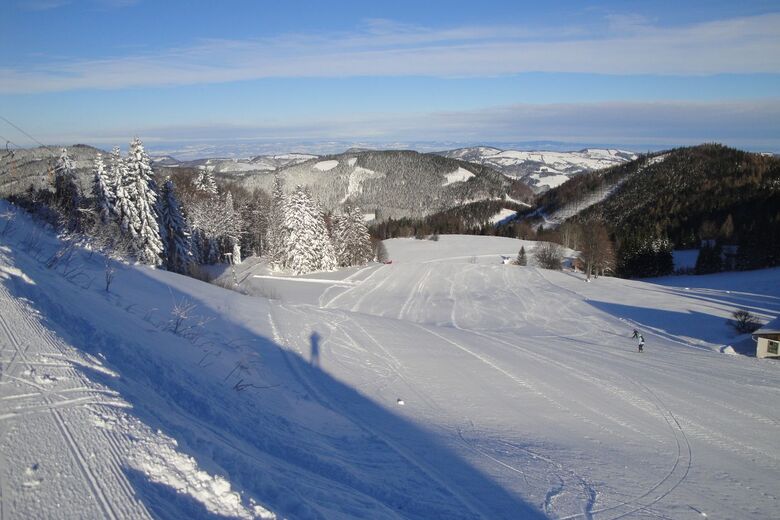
[151,153,318,174]
[237,150,531,220]
[437,147,637,192]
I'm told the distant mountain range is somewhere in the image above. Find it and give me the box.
[150,146,638,194]
[435,147,637,192]
[229,150,532,220]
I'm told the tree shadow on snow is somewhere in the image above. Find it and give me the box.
[0,228,544,519]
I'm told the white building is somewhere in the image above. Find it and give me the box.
[753,316,780,359]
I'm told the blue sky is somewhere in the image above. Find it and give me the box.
[1,0,779,155]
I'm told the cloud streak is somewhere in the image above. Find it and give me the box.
[3,13,780,93]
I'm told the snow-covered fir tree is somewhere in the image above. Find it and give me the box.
[333,204,373,267]
[186,195,223,264]
[516,246,527,266]
[124,137,163,265]
[283,185,337,275]
[53,147,81,221]
[265,173,287,268]
[110,146,138,237]
[159,179,193,273]
[222,191,243,264]
[194,169,218,195]
[91,153,114,224]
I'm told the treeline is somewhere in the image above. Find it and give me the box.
[371,199,534,239]
[8,138,376,279]
[577,144,780,276]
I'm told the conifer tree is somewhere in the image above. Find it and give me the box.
[53,147,82,225]
[159,179,192,273]
[265,173,287,268]
[194,169,218,195]
[283,185,337,274]
[125,137,163,265]
[695,242,723,274]
[110,146,137,237]
[91,153,114,224]
[222,191,243,264]
[333,204,373,267]
[516,246,527,266]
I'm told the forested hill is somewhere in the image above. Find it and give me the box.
[539,144,780,269]
[0,144,102,197]
[235,150,533,220]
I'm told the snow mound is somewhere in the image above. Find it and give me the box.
[313,160,339,171]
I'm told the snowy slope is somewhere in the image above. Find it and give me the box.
[2,206,780,519]
[437,147,637,192]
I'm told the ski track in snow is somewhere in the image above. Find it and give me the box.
[3,201,780,519]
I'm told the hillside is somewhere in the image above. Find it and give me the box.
[0,144,102,197]
[437,147,637,192]
[152,153,318,174]
[533,145,780,267]
[3,202,779,519]
[235,150,532,220]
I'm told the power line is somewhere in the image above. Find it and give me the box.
[0,134,23,150]
[0,115,59,156]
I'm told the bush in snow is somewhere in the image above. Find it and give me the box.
[534,242,564,270]
[730,309,761,334]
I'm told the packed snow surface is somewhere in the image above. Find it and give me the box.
[2,205,780,519]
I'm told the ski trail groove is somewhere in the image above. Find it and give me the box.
[267,303,491,520]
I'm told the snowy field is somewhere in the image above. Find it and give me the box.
[1,203,779,519]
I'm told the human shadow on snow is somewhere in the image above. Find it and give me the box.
[0,223,544,519]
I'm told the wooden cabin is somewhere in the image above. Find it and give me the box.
[753,316,780,359]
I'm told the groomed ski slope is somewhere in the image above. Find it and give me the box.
[2,204,779,519]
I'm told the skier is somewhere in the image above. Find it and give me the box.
[638,334,645,353]
[631,328,639,339]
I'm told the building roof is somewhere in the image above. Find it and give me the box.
[755,315,780,335]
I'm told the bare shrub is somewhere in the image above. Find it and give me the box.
[534,242,564,270]
[730,310,761,334]
[167,295,213,338]
[104,258,116,292]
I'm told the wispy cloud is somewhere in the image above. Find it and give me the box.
[3,13,780,93]
[47,99,780,152]
[17,0,137,11]
[18,0,70,11]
